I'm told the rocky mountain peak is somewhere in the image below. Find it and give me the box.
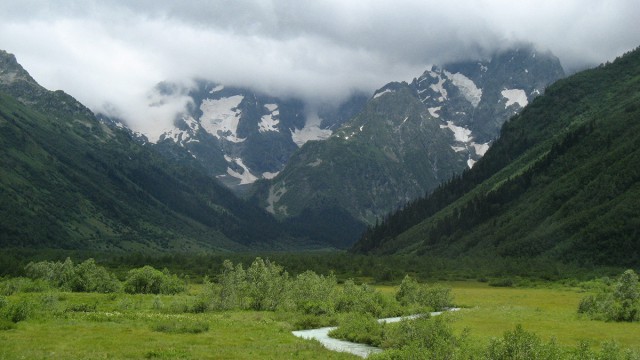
[0,50,38,87]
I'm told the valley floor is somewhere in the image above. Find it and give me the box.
[1,281,638,359]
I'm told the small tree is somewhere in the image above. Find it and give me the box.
[217,260,244,309]
[611,269,640,321]
[245,258,288,311]
[124,266,184,295]
[288,270,337,315]
[578,269,640,322]
[395,275,453,311]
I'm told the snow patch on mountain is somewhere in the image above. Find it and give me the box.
[210,85,224,93]
[501,89,528,108]
[440,121,492,167]
[200,95,246,143]
[472,142,490,156]
[373,89,394,99]
[224,156,258,185]
[262,171,279,179]
[440,121,472,143]
[266,182,288,215]
[259,104,280,133]
[444,71,482,107]
[428,107,441,118]
[430,75,448,102]
[291,112,332,147]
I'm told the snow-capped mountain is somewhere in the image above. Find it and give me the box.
[251,45,565,241]
[123,81,367,192]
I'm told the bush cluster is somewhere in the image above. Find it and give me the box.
[578,269,640,322]
[123,265,185,295]
[396,275,453,311]
[205,258,402,317]
[25,258,120,293]
[23,258,186,295]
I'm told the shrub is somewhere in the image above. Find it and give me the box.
[336,280,391,317]
[214,258,289,311]
[329,312,385,347]
[485,325,561,360]
[245,258,289,311]
[373,315,472,359]
[124,266,185,295]
[73,259,121,293]
[24,258,120,293]
[396,275,421,306]
[288,270,337,315]
[0,277,50,295]
[3,300,32,323]
[395,275,453,311]
[578,269,640,322]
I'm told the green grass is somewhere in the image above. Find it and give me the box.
[1,281,639,358]
[448,281,640,350]
[0,291,356,359]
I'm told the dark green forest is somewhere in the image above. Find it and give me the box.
[354,46,640,267]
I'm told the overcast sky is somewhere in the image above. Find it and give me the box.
[1,0,638,133]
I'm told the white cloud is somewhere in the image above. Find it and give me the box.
[0,0,638,132]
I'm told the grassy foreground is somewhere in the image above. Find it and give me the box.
[448,282,640,349]
[0,291,354,359]
[1,281,639,359]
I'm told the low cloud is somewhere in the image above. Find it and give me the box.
[1,0,638,132]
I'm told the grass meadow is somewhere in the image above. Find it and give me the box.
[1,280,639,359]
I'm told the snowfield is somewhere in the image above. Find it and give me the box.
[291,112,332,147]
[430,75,448,102]
[259,104,280,133]
[501,89,528,108]
[199,95,246,143]
[445,71,482,107]
[224,156,258,185]
[440,121,472,143]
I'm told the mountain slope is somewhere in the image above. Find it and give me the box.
[352,46,640,266]
[0,50,307,252]
[122,80,368,193]
[251,46,564,245]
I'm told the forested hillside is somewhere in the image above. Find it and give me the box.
[0,50,308,252]
[353,46,640,267]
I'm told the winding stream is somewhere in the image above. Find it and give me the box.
[292,309,459,358]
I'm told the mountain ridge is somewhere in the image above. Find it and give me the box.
[0,49,324,252]
[250,45,564,247]
[352,46,640,266]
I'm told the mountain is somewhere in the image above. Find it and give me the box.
[250,45,564,245]
[352,46,640,267]
[121,80,368,194]
[0,50,315,252]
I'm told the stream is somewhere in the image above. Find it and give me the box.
[292,309,459,358]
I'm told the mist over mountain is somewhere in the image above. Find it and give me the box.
[112,81,368,194]
[248,45,564,247]
[0,50,327,252]
[0,1,637,139]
